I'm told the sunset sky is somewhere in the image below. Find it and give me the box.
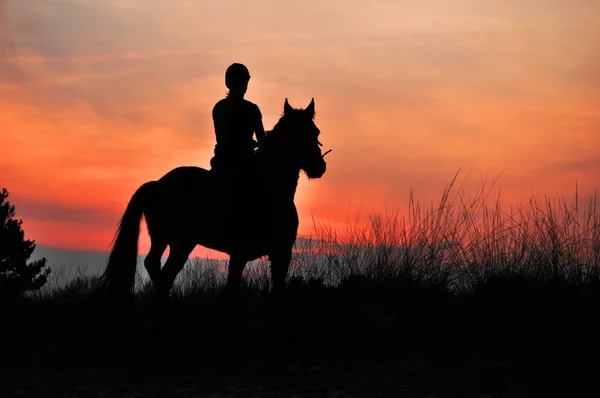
[1,0,599,260]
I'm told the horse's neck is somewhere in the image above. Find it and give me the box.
[262,153,300,203]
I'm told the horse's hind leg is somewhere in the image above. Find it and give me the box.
[144,238,167,287]
[155,242,196,300]
[225,255,248,295]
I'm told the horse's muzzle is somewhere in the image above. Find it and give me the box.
[305,158,327,179]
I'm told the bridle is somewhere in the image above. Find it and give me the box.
[318,140,333,158]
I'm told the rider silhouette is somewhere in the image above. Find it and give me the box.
[211,63,267,172]
[210,63,267,232]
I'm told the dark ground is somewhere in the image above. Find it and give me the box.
[2,276,600,397]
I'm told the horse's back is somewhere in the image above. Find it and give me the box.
[159,166,210,184]
[154,166,213,208]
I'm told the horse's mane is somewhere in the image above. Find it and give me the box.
[264,115,286,147]
[266,114,286,139]
[257,114,292,159]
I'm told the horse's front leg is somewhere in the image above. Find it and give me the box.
[269,247,292,300]
[225,255,247,296]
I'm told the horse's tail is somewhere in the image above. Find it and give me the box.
[101,181,157,302]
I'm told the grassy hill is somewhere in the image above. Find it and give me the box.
[3,180,599,397]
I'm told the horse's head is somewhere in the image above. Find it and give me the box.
[268,98,328,179]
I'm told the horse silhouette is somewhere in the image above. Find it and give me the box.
[101,98,330,302]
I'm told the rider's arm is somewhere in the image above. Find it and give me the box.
[253,105,267,147]
[255,120,267,147]
[212,105,227,143]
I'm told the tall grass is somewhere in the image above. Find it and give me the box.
[299,171,600,294]
[30,171,600,299]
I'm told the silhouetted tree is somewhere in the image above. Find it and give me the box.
[0,187,50,298]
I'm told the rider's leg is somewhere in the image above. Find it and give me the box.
[222,165,245,238]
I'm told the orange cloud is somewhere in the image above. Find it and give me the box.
[1,0,599,255]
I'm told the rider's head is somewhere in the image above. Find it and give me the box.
[225,63,250,97]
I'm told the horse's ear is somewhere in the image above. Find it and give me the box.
[284,98,293,115]
[305,98,315,118]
